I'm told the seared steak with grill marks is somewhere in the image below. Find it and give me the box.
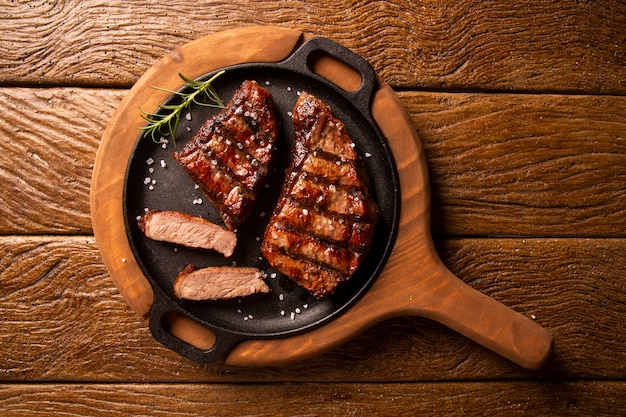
[174,264,269,300]
[173,80,278,230]
[138,210,237,257]
[261,92,378,297]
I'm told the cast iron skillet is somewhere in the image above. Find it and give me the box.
[123,37,400,362]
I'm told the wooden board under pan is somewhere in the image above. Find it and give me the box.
[90,26,553,369]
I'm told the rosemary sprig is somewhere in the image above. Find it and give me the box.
[139,70,226,148]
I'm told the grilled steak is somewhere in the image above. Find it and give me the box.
[173,80,278,230]
[139,210,237,257]
[173,264,269,300]
[261,92,378,297]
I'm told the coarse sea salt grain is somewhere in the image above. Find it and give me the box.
[146,158,154,165]
[185,112,192,121]
[160,160,167,168]
[290,312,295,320]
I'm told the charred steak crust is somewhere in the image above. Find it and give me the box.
[172,80,278,230]
[261,92,378,297]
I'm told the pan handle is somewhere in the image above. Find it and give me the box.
[280,37,379,116]
[148,288,242,363]
[413,263,554,370]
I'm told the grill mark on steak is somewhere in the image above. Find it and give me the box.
[261,92,378,297]
[261,254,346,297]
[265,221,352,274]
[290,172,369,218]
[173,80,278,230]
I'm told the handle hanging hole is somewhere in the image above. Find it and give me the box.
[308,50,363,93]
[162,311,217,350]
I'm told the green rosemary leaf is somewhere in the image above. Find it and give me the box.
[138,70,226,149]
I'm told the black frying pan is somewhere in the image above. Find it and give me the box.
[123,37,400,362]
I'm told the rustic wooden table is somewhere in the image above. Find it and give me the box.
[1,1,625,415]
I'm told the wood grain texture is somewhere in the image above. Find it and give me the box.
[1,88,624,237]
[1,236,623,381]
[0,381,625,417]
[402,92,626,237]
[0,4,623,413]
[0,87,124,234]
[0,1,624,94]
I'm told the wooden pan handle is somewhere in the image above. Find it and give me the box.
[370,84,553,370]
[411,262,554,370]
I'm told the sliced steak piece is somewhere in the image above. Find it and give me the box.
[261,92,378,297]
[173,264,269,300]
[173,80,278,230]
[139,210,237,257]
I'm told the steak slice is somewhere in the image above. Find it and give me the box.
[173,264,269,300]
[173,80,278,230]
[139,210,237,257]
[261,92,378,297]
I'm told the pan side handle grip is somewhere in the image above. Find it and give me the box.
[419,266,554,370]
[148,289,241,363]
[281,36,378,116]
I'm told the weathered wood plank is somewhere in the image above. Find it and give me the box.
[0,236,623,381]
[0,88,124,234]
[402,92,626,237]
[2,88,624,237]
[0,380,625,416]
[0,1,624,94]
